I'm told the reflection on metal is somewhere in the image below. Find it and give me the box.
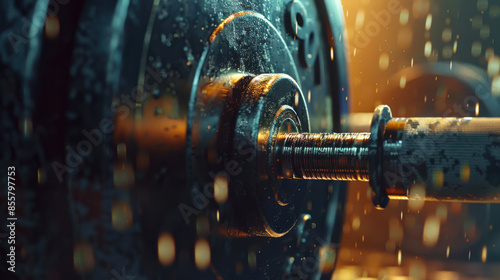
[275,105,500,206]
[209,11,254,43]
[276,132,370,181]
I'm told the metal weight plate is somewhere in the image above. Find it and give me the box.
[0,0,350,279]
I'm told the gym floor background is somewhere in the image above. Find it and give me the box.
[335,0,500,279]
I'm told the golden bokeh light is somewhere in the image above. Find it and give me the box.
[195,239,211,270]
[158,233,176,266]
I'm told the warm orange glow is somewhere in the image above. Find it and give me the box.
[209,11,254,43]
[335,0,498,269]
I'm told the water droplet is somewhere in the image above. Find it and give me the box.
[487,55,500,76]
[424,41,432,57]
[480,25,490,39]
[195,239,211,270]
[214,175,228,203]
[423,216,440,247]
[436,205,448,221]
[113,162,135,189]
[355,10,365,29]
[117,143,126,159]
[352,215,361,231]
[248,251,257,269]
[471,16,483,29]
[442,45,453,59]
[490,5,500,17]
[45,16,60,39]
[477,0,488,11]
[399,75,407,89]
[73,242,94,273]
[442,28,452,42]
[482,245,488,262]
[112,201,133,230]
[400,9,409,25]
[425,14,432,30]
[318,245,336,274]
[158,233,175,266]
[492,75,500,96]
[471,41,482,57]
[379,53,390,70]
[408,184,426,211]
